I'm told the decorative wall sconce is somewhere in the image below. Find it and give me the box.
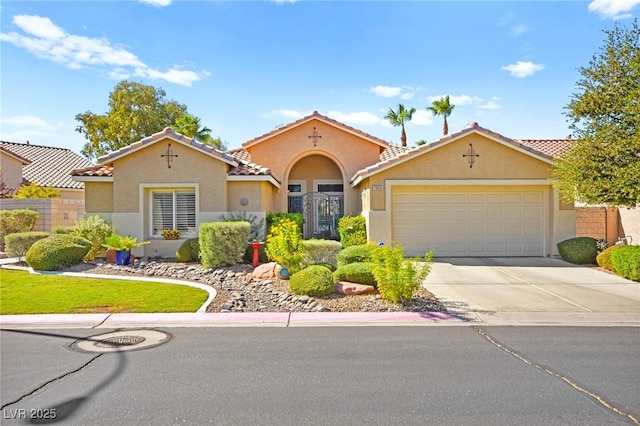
[240,197,249,206]
[308,127,322,147]
[161,143,178,168]
[462,143,479,168]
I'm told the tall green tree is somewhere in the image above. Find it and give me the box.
[553,20,640,207]
[384,104,416,147]
[75,81,188,160]
[427,95,455,136]
[172,114,224,149]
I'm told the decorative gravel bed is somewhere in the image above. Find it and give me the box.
[60,260,446,314]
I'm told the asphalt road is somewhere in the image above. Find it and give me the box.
[1,326,639,425]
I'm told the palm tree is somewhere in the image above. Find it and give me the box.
[172,114,222,148]
[427,95,455,135]
[384,104,416,147]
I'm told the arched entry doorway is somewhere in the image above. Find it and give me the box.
[287,155,344,239]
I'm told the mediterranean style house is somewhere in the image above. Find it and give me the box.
[71,111,576,258]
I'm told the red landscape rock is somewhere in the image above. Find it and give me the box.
[334,281,375,295]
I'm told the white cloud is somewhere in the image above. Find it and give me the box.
[0,129,58,143]
[510,24,529,36]
[0,14,205,86]
[501,61,544,77]
[140,0,172,7]
[400,93,415,100]
[268,109,308,119]
[426,94,483,106]
[479,100,501,110]
[588,0,640,19]
[2,115,57,130]
[369,85,402,98]
[408,110,433,126]
[326,111,380,126]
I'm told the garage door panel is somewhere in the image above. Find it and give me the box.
[393,189,544,257]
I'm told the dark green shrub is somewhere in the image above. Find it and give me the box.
[25,234,91,271]
[557,237,598,265]
[266,212,303,235]
[302,239,342,268]
[176,238,200,263]
[5,232,49,259]
[200,221,250,268]
[265,218,303,273]
[333,262,377,286]
[71,215,115,260]
[289,265,335,297]
[53,226,75,234]
[313,262,337,272]
[371,245,433,303]
[338,215,367,247]
[336,243,377,267]
[611,245,640,281]
[0,209,39,247]
[596,245,622,272]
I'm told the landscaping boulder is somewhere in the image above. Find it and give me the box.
[334,281,375,295]
[252,261,277,279]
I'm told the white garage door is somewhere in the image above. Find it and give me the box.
[393,187,544,257]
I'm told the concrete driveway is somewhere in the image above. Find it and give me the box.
[424,257,640,324]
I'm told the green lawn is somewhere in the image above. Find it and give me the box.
[0,269,209,314]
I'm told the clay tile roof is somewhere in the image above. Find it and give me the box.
[380,145,411,162]
[228,160,281,184]
[227,147,252,163]
[1,141,95,189]
[518,139,574,158]
[71,164,114,177]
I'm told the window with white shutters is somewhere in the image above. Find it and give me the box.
[152,190,196,235]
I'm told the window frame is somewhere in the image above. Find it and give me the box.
[148,186,198,238]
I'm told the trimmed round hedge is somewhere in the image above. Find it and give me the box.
[176,238,200,263]
[333,262,377,287]
[557,237,598,265]
[336,244,377,267]
[289,265,335,297]
[26,234,91,271]
[596,245,621,272]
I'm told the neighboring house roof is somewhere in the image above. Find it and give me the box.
[0,145,32,165]
[242,110,391,149]
[96,127,238,166]
[1,140,94,189]
[379,144,411,162]
[351,122,571,186]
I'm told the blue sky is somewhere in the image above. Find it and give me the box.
[1,1,638,159]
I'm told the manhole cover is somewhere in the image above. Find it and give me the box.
[96,335,146,348]
[71,330,171,353]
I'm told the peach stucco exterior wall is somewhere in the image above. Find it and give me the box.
[112,139,228,213]
[0,153,24,190]
[361,133,554,211]
[228,180,276,212]
[83,182,114,213]
[246,120,383,215]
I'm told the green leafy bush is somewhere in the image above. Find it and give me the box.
[557,237,598,265]
[289,265,335,297]
[596,245,622,272]
[25,234,92,271]
[0,209,39,248]
[13,183,60,198]
[338,215,367,247]
[71,215,115,260]
[176,238,200,263]
[336,243,377,267]
[302,239,342,268]
[53,226,75,234]
[371,245,433,303]
[265,218,303,273]
[200,221,250,268]
[266,212,303,235]
[333,262,377,286]
[5,232,49,259]
[611,245,640,281]
[313,262,337,272]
